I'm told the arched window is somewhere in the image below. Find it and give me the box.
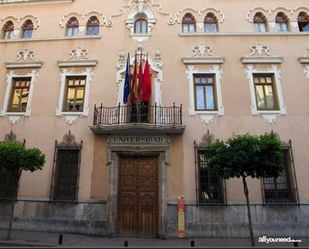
[182,13,196,33]
[134,18,148,34]
[87,16,100,35]
[67,17,79,37]
[204,13,218,32]
[22,20,34,38]
[254,13,267,32]
[298,12,309,32]
[3,21,14,40]
[276,13,289,32]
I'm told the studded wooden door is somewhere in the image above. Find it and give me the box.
[117,156,158,238]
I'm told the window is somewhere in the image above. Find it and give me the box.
[50,132,82,203]
[182,13,196,33]
[298,12,309,32]
[262,140,299,205]
[3,21,14,40]
[0,168,17,202]
[134,18,148,34]
[253,75,278,110]
[63,76,86,112]
[67,17,79,37]
[195,142,226,206]
[22,20,33,38]
[275,13,289,32]
[204,13,218,32]
[254,13,267,32]
[194,74,217,111]
[87,16,100,35]
[8,78,31,113]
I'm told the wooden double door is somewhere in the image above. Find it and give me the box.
[117,156,158,238]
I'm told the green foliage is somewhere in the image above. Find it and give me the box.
[0,141,46,179]
[204,133,284,179]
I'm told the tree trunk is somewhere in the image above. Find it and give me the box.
[6,171,21,240]
[242,176,255,247]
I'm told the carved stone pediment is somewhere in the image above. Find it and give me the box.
[58,47,98,67]
[6,49,43,69]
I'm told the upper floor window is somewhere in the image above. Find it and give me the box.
[9,78,31,112]
[254,13,267,32]
[3,21,14,40]
[87,16,100,35]
[275,13,289,32]
[22,20,33,39]
[67,17,79,37]
[195,142,226,206]
[63,76,86,112]
[194,74,217,111]
[253,74,278,110]
[182,13,196,33]
[263,140,299,205]
[134,18,148,34]
[298,12,309,32]
[204,13,218,32]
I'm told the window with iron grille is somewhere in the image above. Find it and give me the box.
[195,142,226,206]
[0,168,17,202]
[50,132,82,203]
[262,140,299,205]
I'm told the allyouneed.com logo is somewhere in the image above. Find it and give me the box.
[258,236,302,244]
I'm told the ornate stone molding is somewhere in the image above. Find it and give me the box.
[299,46,309,64]
[0,0,73,7]
[1,70,38,124]
[116,46,163,107]
[58,47,98,67]
[165,7,225,25]
[186,65,224,124]
[6,49,43,68]
[304,66,309,82]
[56,68,94,125]
[59,11,108,28]
[241,43,283,64]
[58,130,81,147]
[244,65,287,124]
[182,43,225,64]
[0,14,40,29]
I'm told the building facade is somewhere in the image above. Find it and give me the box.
[0,0,309,239]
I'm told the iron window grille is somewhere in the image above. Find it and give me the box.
[194,141,227,206]
[50,131,82,203]
[262,140,300,206]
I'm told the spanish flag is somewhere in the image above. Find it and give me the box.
[131,54,138,104]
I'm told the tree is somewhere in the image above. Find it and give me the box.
[0,141,45,240]
[204,133,284,247]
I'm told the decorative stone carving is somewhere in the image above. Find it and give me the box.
[60,11,106,28]
[202,130,215,144]
[241,43,283,64]
[304,66,309,82]
[182,43,224,64]
[59,131,78,147]
[58,47,98,67]
[4,131,17,142]
[6,49,42,69]
[0,14,40,29]
[116,47,163,106]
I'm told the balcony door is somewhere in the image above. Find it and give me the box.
[117,156,158,238]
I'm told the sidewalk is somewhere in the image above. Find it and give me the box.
[0,230,308,248]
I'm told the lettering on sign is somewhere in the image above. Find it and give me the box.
[107,136,170,146]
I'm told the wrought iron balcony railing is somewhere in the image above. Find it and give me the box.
[93,103,183,126]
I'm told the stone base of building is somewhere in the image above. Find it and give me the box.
[0,201,308,238]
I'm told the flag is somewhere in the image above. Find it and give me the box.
[123,53,130,104]
[138,53,144,102]
[131,54,138,104]
[142,57,151,102]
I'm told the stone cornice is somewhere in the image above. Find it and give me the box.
[0,0,74,7]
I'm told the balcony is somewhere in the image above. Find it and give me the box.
[89,103,186,135]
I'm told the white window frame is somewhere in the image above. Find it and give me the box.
[245,65,287,124]
[186,65,224,124]
[56,68,93,125]
[1,70,38,124]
